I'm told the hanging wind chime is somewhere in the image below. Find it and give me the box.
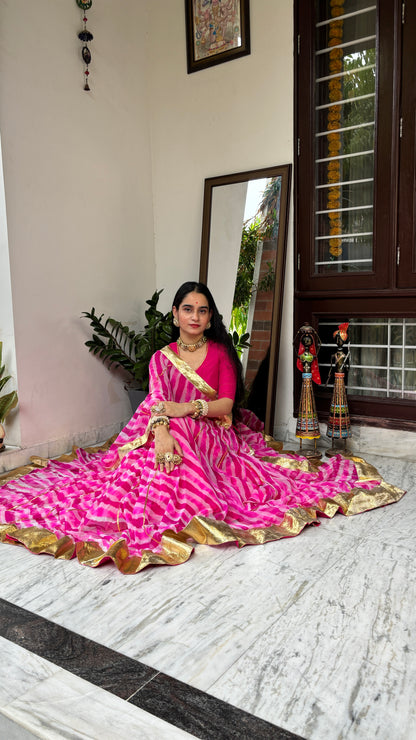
[76,0,93,91]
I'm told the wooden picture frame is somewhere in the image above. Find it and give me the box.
[185,0,250,74]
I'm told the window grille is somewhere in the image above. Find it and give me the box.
[319,319,416,400]
[314,2,377,274]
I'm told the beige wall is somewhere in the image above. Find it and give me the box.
[1,0,295,456]
[2,1,407,461]
[147,0,295,436]
[0,0,156,451]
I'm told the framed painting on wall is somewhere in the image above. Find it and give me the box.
[185,0,250,74]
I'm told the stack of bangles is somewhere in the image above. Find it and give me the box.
[149,406,182,467]
[149,415,170,432]
[190,399,209,418]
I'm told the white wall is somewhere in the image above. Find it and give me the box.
[147,0,295,435]
[0,0,155,452]
[0,135,19,446]
[1,0,409,463]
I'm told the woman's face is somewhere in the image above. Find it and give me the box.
[173,291,212,338]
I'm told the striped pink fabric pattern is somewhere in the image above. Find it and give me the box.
[0,349,380,563]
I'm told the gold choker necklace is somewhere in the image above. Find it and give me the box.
[177,335,207,352]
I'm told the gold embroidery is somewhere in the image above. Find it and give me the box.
[117,422,152,461]
[194,428,203,443]
[142,472,157,526]
[218,451,227,467]
[160,346,217,399]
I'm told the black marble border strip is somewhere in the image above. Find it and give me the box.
[0,598,304,740]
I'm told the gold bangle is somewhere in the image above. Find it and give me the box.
[199,399,209,416]
[190,399,209,419]
[191,400,201,418]
[150,415,170,432]
[152,420,169,431]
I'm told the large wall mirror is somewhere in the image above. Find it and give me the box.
[199,164,291,435]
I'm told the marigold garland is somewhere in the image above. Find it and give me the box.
[326,0,345,259]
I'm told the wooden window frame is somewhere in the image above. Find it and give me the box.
[294,0,416,428]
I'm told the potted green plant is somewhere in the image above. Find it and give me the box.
[0,341,18,452]
[82,290,173,412]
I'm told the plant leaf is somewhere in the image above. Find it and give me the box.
[0,390,18,423]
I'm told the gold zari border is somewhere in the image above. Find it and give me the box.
[0,449,405,574]
[160,346,217,399]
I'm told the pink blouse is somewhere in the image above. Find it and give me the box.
[169,340,236,400]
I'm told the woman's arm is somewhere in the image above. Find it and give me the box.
[159,397,233,418]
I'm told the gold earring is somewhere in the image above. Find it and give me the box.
[206,321,211,330]
[173,317,179,327]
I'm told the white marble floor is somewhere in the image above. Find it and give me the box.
[0,638,194,740]
[0,452,415,739]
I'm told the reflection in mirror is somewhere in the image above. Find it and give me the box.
[199,165,291,435]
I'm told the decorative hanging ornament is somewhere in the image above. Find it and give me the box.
[76,0,93,91]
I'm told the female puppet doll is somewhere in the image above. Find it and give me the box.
[0,284,405,573]
[326,322,352,455]
[293,324,322,458]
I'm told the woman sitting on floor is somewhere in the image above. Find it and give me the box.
[0,281,405,573]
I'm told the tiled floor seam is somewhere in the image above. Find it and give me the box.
[0,597,305,740]
[126,671,161,702]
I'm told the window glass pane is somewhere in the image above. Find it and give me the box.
[405,350,416,369]
[389,369,403,392]
[348,366,387,393]
[318,318,416,401]
[390,348,402,368]
[405,322,416,346]
[316,206,373,240]
[404,371,416,398]
[314,2,377,274]
[315,180,373,212]
[390,324,404,345]
[316,1,376,25]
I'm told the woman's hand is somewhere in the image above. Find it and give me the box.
[153,426,183,473]
[152,401,194,418]
[152,398,233,419]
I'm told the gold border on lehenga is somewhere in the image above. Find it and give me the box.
[0,448,406,574]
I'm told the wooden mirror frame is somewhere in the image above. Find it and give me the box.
[199,164,291,435]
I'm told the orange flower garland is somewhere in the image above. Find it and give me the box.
[327,0,344,258]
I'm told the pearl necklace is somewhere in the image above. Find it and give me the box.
[177,335,207,352]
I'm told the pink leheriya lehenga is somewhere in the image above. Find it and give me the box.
[0,342,405,574]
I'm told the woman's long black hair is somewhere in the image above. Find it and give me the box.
[171,281,245,415]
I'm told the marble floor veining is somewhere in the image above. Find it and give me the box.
[0,452,415,739]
